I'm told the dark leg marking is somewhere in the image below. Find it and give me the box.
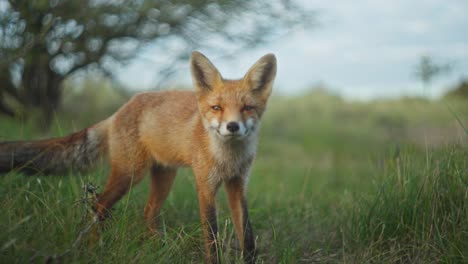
[242,199,256,264]
[205,204,219,263]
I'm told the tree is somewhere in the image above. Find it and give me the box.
[414,55,452,92]
[0,0,313,127]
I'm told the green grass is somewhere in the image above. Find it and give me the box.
[344,146,467,263]
[0,90,467,263]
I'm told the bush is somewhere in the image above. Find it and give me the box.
[445,80,468,99]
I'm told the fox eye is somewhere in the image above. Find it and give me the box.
[243,105,255,111]
[211,105,222,111]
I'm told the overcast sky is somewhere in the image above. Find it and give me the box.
[118,0,468,99]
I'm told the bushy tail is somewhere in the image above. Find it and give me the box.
[0,122,108,175]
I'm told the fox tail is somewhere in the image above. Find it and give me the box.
[0,121,108,175]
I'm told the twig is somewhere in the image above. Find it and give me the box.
[29,183,100,263]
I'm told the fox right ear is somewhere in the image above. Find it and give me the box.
[190,51,222,94]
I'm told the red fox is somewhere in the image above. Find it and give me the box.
[0,51,276,263]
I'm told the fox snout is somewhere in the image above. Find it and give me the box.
[219,120,246,137]
[208,118,256,140]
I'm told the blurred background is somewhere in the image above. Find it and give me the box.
[0,1,467,263]
[0,0,467,128]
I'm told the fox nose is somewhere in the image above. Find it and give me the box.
[226,122,240,133]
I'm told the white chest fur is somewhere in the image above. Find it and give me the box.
[207,134,257,186]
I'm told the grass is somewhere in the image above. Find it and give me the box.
[0,89,467,263]
[344,146,467,263]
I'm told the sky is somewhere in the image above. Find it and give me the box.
[118,0,468,100]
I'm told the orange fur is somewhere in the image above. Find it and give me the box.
[0,51,277,263]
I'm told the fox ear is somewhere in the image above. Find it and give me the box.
[244,53,277,97]
[190,51,222,94]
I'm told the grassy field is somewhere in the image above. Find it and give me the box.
[0,88,467,263]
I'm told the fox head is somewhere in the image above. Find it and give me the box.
[190,51,277,142]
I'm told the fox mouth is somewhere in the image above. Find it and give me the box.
[214,129,250,141]
[203,118,255,141]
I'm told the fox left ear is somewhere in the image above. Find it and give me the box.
[244,53,277,97]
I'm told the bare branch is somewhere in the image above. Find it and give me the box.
[0,0,315,123]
